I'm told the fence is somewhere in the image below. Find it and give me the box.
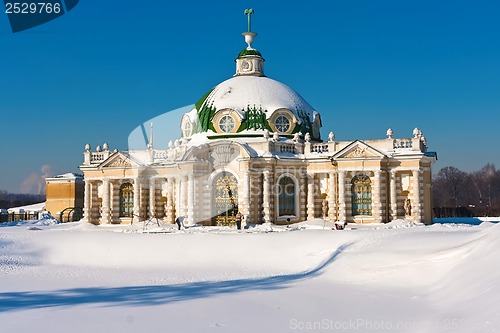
[0,211,39,223]
[59,207,83,223]
[433,206,500,218]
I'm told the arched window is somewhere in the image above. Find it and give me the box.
[119,182,134,217]
[351,175,372,216]
[278,176,295,216]
[182,119,192,137]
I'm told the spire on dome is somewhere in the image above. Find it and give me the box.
[235,8,265,77]
[244,8,254,32]
[242,8,256,49]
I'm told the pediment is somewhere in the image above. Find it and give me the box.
[332,140,386,160]
[99,152,136,168]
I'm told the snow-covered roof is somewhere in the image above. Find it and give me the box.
[200,76,316,122]
[47,173,83,180]
[7,201,46,213]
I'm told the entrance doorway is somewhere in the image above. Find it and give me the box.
[211,172,238,226]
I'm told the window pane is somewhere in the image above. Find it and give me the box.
[279,176,295,216]
[351,175,372,216]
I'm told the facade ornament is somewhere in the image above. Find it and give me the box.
[404,198,412,216]
[213,144,237,165]
[85,143,90,152]
[386,128,393,139]
[421,135,427,146]
[328,131,335,142]
[103,143,109,151]
[168,140,174,149]
[174,139,180,148]
[108,156,131,168]
[293,132,300,142]
[346,146,366,158]
[322,199,329,219]
[413,128,420,138]
[96,145,102,152]
[305,132,311,142]
[273,132,279,141]
[263,129,270,140]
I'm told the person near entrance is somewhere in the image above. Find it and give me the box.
[175,216,184,230]
[235,211,243,230]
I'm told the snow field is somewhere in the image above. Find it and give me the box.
[0,218,499,332]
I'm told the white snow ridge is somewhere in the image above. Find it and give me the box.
[0,218,499,332]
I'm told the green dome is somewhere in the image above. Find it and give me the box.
[237,48,262,58]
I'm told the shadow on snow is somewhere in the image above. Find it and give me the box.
[0,243,351,312]
[433,217,500,226]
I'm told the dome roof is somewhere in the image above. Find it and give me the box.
[191,75,321,140]
[199,75,316,121]
[237,48,263,58]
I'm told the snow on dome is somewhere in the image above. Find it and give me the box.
[204,76,316,119]
[191,75,321,140]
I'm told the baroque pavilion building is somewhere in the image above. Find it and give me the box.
[79,13,437,226]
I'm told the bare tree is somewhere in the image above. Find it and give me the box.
[434,166,468,207]
[433,163,500,217]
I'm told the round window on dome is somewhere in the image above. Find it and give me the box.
[275,115,291,133]
[218,115,236,133]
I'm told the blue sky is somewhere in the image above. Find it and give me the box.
[0,0,499,193]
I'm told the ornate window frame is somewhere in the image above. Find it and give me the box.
[351,174,372,216]
[181,115,193,138]
[213,109,242,134]
[119,182,134,217]
[269,109,297,135]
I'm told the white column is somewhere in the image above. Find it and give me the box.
[101,178,110,224]
[166,178,174,223]
[187,174,194,224]
[307,174,315,220]
[90,182,98,222]
[111,181,119,224]
[149,178,156,218]
[299,173,307,220]
[263,170,271,223]
[373,170,381,222]
[413,169,421,223]
[133,177,140,221]
[181,175,188,218]
[328,171,337,221]
[83,179,91,223]
[390,170,397,221]
[338,171,346,222]
[243,170,251,224]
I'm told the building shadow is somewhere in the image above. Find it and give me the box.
[433,217,499,226]
[0,243,351,312]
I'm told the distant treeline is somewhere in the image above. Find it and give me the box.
[0,190,45,210]
[433,163,500,217]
